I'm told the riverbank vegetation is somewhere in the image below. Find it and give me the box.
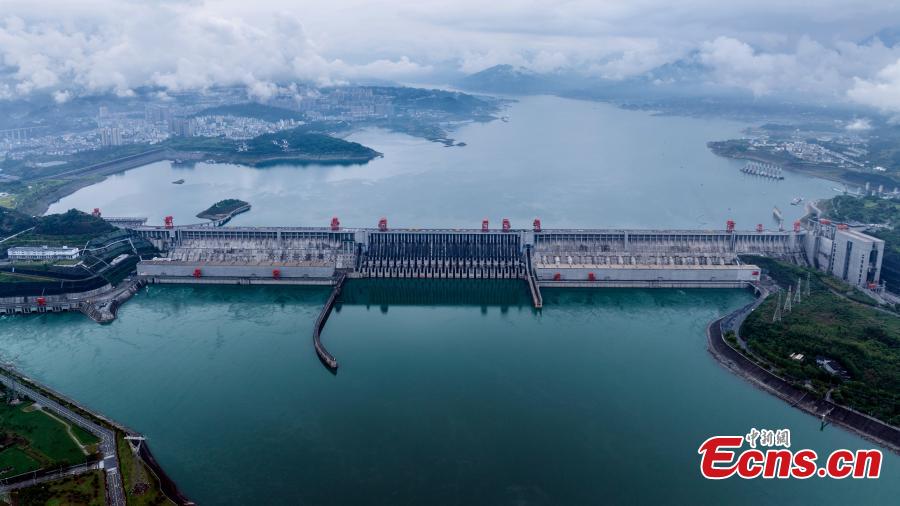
[0,208,115,258]
[740,256,900,426]
[0,389,99,477]
[5,469,105,506]
[0,207,114,238]
[116,434,176,506]
[0,212,157,297]
[0,373,176,506]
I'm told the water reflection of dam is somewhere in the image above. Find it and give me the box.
[340,279,530,307]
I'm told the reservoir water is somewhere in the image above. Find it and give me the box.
[49,96,833,229]
[6,96,894,503]
[0,285,896,504]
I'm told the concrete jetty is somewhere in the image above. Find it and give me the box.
[313,273,346,372]
[524,246,542,309]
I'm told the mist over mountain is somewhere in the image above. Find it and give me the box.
[1,1,900,115]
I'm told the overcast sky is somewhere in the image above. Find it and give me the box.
[2,0,900,112]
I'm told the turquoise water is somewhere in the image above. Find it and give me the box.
[0,283,896,504]
[22,96,897,503]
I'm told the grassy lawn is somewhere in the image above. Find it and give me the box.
[8,469,105,506]
[741,256,900,426]
[0,398,99,474]
[0,446,41,477]
[117,434,176,506]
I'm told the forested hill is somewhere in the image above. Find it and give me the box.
[164,128,379,164]
[246,130,376,157]
[0,207,114,237]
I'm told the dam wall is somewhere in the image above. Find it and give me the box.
[359,230,524,279]
[535,265,760,284]
[128,224,813,287]
[137,263,336,279]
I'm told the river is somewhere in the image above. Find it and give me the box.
[4,96,891,504]
[49,96,833,229]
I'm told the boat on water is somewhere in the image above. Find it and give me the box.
[773,206,783,220]
[790,197,803,205]
[172,179,185,184]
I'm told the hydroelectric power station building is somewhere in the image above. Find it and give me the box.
[129,217,883,291]
[132,219,781,288]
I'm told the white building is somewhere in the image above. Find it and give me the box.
[7,245,80,261]
[805,221,884,288]
[100,127,122,147]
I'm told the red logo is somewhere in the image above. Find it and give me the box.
[698,429,882,479]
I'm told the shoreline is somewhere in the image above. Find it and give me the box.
[0,363,193,504]
[706,144,876,189]
[23,148,379,217]
[706,287,900,454]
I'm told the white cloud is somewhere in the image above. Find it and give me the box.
[696,36,900,102]
[0,3,431,100]
[51,89,71,104]
[845,118,873,130]
[848,59,900,112]
[0,0,899,111]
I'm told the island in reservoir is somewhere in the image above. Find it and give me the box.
[196,199,251,222]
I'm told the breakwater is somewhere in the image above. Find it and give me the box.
[313,274,346,371]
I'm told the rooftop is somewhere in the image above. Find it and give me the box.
[8,245,79,253]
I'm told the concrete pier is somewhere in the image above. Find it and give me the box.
[525,246,542,309]
[313,274,346,372]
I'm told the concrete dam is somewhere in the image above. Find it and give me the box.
[133,221,809,289]
[104,216,890,371]
[133,220,805,291]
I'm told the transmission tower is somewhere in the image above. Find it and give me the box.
[784,286,792,313]
[773,291,783,322]
[794,277,802,304]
